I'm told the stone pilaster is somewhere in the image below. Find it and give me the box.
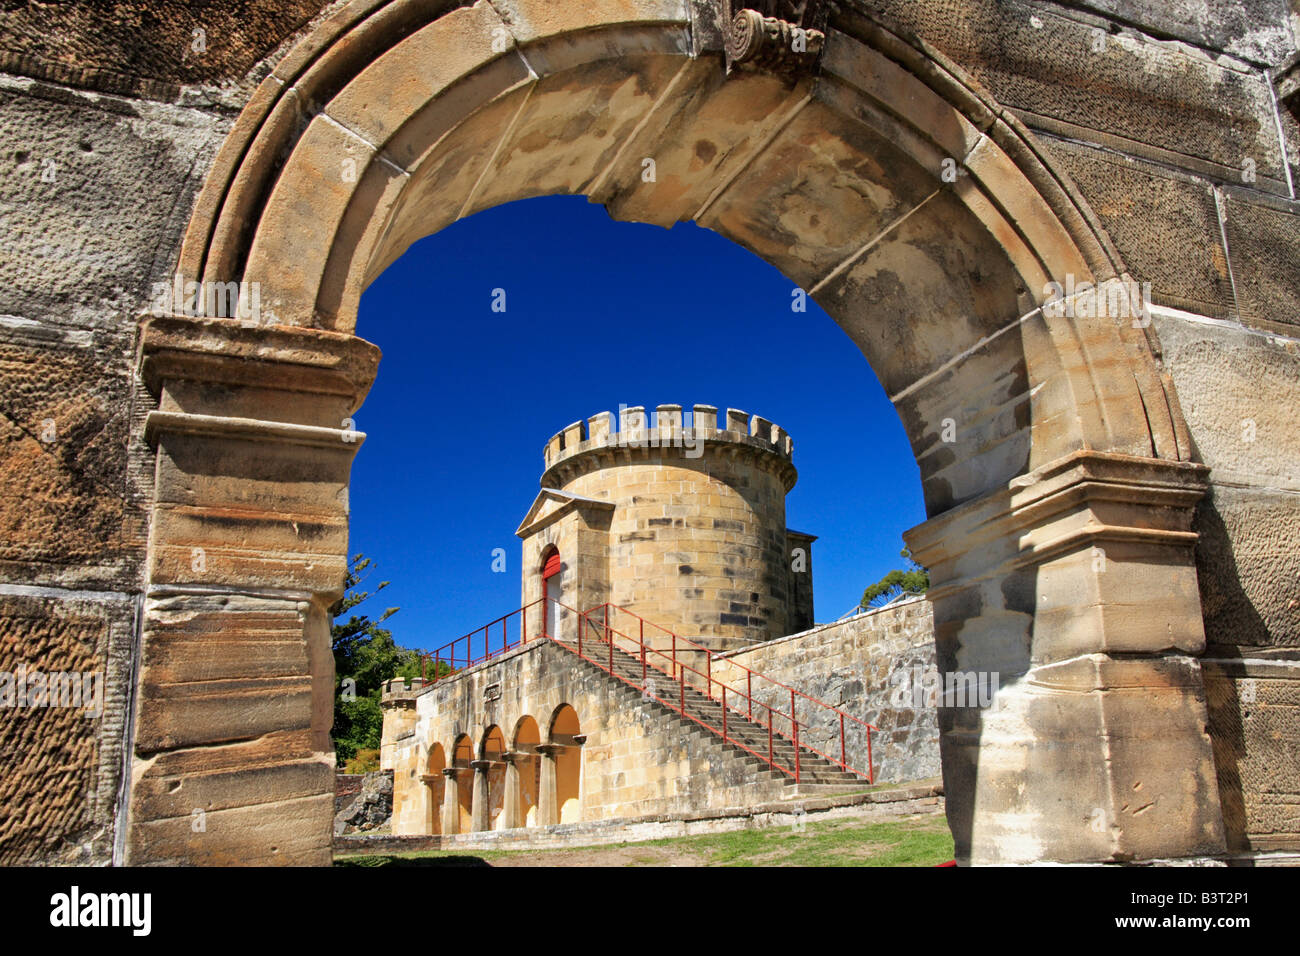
[905,450,1226,864]
[125,314,379,866]
[440,767,462,835]
[501,752,525,830]
[469,760,492,832]
[535,744,561,827]
[419,773,440,834]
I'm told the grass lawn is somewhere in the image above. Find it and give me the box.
[335,811,953,867]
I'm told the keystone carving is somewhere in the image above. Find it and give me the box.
[723,2,826,75]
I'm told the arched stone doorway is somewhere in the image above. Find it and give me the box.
[424,743,446,836]
[129,0,1223,865]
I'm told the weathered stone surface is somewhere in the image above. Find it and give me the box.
[0,593,135,865]
[1222,193,1300,334]
[0,324,144,590]
[858,0,1289,190]
[0,0,333,101]
[1065,0,1297,65]
[1045,136,1239,321]
[0,76,229,331]
[333,770,393,835]
[1204,658,1300,852]
[948,654,1226,864]
[1151,309,1300,647]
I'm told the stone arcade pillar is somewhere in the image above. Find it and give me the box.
[419,774,439,834]
[905,451,1227,865]
[469,760,491,832]
[535,744,561,827]
[126,314,379,866]
[440,768,461,836]
[501,752,524,830]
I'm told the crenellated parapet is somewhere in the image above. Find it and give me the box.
[541,404,798,491]
[381,676,429,706]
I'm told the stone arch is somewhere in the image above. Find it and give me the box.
[424,742,446,836]
[512,715,542,829]
[133,0,1224,865]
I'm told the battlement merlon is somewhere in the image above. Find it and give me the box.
[541,404,798,490]
[380,676,428,705]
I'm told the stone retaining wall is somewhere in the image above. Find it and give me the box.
[714,599,940,785]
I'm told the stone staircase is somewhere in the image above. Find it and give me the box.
[557,635,874,799]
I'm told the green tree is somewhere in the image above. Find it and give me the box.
[330,554,420,763]
[861,547,930,609]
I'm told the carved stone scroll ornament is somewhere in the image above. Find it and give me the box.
[724,7,826,75]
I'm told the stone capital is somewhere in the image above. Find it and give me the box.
[138,313,381,400]
[905,450,1211,663]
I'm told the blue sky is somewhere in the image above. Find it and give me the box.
[349,195,924,654]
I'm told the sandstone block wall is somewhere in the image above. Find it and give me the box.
[714,598,941,785]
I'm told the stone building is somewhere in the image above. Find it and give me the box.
[1,0,1298,866]
[379,405,936,840]
[517,404,814,652]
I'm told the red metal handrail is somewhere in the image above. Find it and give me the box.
[577,602,876,784]
[418,598,547,682]
[416,598,876,784]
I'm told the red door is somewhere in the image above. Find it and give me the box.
[542,549,561,636]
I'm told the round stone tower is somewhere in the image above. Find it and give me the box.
[515,404,814,653]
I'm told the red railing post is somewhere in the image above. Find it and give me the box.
[421,655,426,682]
[747,671,752,719]
[867,727,874,784]
[522,605,527,643]
[791,689,800,784]
[840,712,846,769]
[503,618,507,653]
[680,667,686,716]
[706,653,712,699]
[609,623,614,672]
[722,686,727,743]
[759,707,769,775]
[671,634,677,682]
[578,613,583,657]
